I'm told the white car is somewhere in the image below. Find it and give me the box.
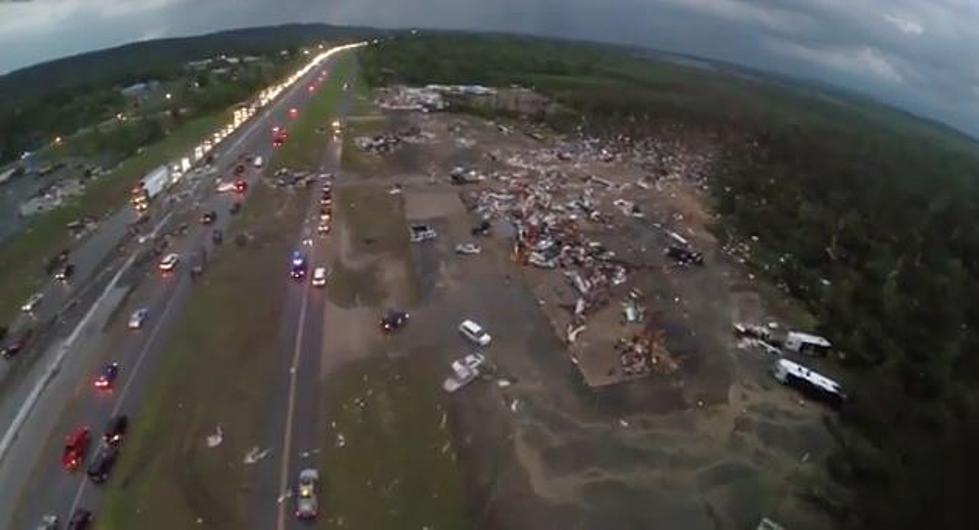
[317,223,330,235]
[253,156,264,168]
[128,308,149,329]
[312,267,328,287]
[158,253,179,272]
[21,292,43,313]
[459,319,491,346]
[295,468,319,519]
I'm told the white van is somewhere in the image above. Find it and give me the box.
[459,319,491,346]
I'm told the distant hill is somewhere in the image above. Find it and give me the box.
[0,23,384,108]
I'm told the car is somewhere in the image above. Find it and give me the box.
[212,229,224,245]
[86,442,119,484]
[66,509,92,530]
[253,156,264,168]
[36,514,58,530]
[289,107,299,119]
[459,319,492,346]
[230,202,242,215]
[234,163,245,175]
[317,223,330,235]
[272,128,288,147]
[234,179,248,193]
[295,468,319,519]
[380,310,410,333]
[319,209,331,222]
[21,292,43,313]
[94,362,119,390]
[290,251,308,280]
[54,263,75,281]
[1,328,33,359]
[128,308,149,329]
[319,196,331,207]
[103,415,128,445]
[158,253,179,272]
[311,266,328,287]
[200,211,217,225]
[62,427,90,471]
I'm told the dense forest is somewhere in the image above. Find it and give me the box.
[361,34,979,529]
[0,24,382,164]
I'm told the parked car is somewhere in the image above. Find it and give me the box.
[459,319,492,346]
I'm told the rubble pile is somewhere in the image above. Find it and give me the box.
[374,84,497,113]
[616,327,674,376]
[464,155,682,382]
[354,125,433,155]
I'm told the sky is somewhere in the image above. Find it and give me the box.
[1,0,977,136]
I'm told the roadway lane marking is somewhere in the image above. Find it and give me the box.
[66,276,184,518]
[275,279,311,530]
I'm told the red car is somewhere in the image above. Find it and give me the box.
[63,427,90,471]
[234,179,248,194]
[289,107,299,119]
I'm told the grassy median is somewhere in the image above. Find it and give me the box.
[270,55,353,172]
[319,355,472,530]
[0,111,228,326]
[97,182,305,530]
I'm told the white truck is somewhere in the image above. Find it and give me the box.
[131,165,170,211]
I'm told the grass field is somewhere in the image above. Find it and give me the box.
[270,55,353,172]
[0,111,229,326]
[327,184,418,307]
[97,183,305,530]
[318,355,471,530]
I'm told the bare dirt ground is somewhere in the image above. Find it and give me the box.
[322,87,840,530]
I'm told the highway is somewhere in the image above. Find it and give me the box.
[0,46,359,530]
[252,66,355,530]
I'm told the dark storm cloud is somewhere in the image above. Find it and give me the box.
[1,0,977,135]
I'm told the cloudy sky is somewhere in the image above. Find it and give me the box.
[1,0,977,136]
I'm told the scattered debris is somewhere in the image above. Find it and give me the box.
[454,242,481,255]
[205,426,223,448]
[409,223,437,243]
[243,446,271,464]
